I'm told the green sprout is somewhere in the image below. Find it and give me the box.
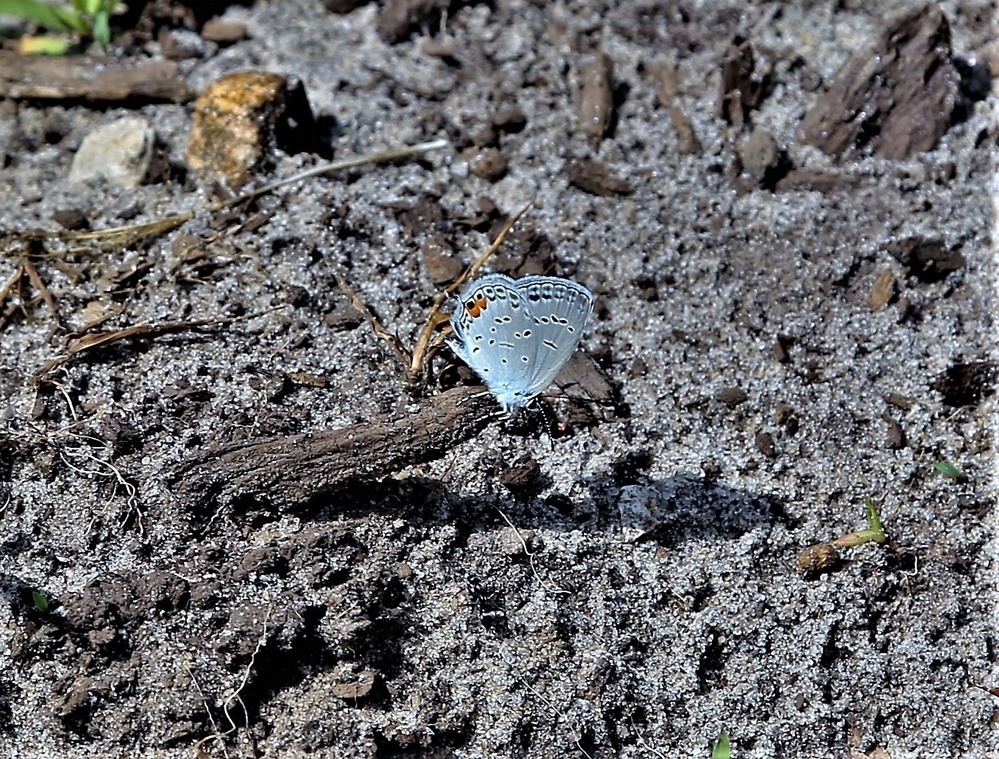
[31,591,49,612]
[0,0,119,53]
[798,498,889,576]
[831,498,887,548]
[933,461,965,480]
[712,733,731,759]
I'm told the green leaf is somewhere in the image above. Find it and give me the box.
[93,0,113,15]
[32,591,49,612]
[712,733,731,759]
[0,0,90,33]
[73,0,106,16]
[91,7,109,47]
[933,461,964,479]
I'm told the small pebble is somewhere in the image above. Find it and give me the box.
[469,148,507,181]
[69,116,153,187]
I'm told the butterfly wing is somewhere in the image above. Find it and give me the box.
[514,276,594,399]
[447,274,541,406]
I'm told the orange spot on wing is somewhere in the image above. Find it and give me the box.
[466,296,488,318]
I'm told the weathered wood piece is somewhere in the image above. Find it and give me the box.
[170,386,500,509]
[799,4,958,159]
[0,52,193,102]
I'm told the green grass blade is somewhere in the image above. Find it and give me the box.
[933,461,964,479]
[92,6,109,47]
[712,733,731,759]
[32,590,49,612]
[0,0,89,33]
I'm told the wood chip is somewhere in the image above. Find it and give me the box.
[885,392,915,410]
[566,158,632,196]
[718,37,771,128]
[715,386,748,407]
[577,51,614,142]
[554,352,618,413]
[883,414,907,449]
[799,4,959,158]
[200,20,248,43]
[774,169,861,193]
[331,670,377,699]
[886,237,965,282]
[652,56,701,155]
[287,373,328,388]
[755,430,777,458]
[868,269,896,311]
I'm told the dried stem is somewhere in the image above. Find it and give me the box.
[330,270,412,371]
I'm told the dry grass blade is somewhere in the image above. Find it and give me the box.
[15,213,196,247]
[21,257,58,322]
[0,261,23,306]
[0,262,27,331]
[68,320,214,354]
[66,308,286,355]
[226,138,449,208]
[331,270,412,370]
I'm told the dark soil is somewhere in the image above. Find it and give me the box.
[1,1,997,757]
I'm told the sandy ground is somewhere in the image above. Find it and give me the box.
[1,0,998,756]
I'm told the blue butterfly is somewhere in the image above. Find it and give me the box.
[448,274,594,412]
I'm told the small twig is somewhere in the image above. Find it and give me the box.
[170,385,501,510]
[0,51,194,102]
[331,270,412,372]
